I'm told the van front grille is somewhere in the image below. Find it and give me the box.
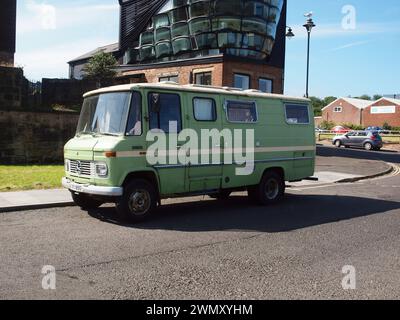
[69,160,94,177]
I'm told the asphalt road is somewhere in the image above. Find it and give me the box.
[0,150,399,300]
[317,145,400,163]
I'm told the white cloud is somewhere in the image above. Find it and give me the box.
[289,22,400,40]
[327,40,371,52]
[18,0,57,33]
[17,1,119,34]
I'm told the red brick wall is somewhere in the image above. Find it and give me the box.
[121,62,224,86]
[120,59,284,93]
[222,60,284,94]
[322,99,362,125]
[363,99,400,127]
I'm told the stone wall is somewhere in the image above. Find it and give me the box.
[0,66,24,110]
[0,111,79,164]
[41,78,98,108]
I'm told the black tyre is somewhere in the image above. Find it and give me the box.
[71,192,103,210]
[364,142,373,151]
[209,190,232,200]
[116,179,158,223]
[334,140,342,148]
[249,171,285,205]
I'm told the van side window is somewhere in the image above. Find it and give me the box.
[148,92,182,133]
[126,92,142,136]
[226,100,258,123]
[193,98,217,121]
[285,104,310,124]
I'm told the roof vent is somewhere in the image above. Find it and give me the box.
[159,81,179,85]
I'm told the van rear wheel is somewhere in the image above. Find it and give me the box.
[248,171,285,205]
[116,179,157,223]
[71,192,103,210]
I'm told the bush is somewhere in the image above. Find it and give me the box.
[342,123,364,131]
[383,122,392,130]
[320,121,335,130]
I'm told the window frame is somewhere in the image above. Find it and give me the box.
[258,77,273,93]
[284,103,311,125]
[148,91,183,133]
[194,71,212,85]
[125,91,143,137]
[192,97,217,122]
[333,106,343,113]
[158,75,179,83]
[233,73,251,90]
[224,99,259,124]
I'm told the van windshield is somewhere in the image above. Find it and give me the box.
[76,92,131,136]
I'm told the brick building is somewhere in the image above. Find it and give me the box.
[69,0,287,93]
[0,0,16,67]
[321,98,372,126]
[363,98,400,128]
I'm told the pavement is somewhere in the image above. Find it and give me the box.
[0,154,395,213]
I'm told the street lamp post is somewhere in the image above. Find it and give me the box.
[303,13,316,98]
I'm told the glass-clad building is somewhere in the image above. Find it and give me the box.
[120,0,284,64]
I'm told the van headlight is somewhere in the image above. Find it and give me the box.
[95,162,108,177]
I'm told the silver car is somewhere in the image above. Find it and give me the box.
[333,131,383,151]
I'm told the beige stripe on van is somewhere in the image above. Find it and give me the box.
[115,146,315,158]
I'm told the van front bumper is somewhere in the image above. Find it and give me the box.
[62,177,123,197]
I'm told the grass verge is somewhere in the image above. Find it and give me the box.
[0,165,64,192]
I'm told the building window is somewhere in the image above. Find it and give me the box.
[148,92,182,133]
[259,78,273,93]
[194,72,212,85]
[226,100,258,123]
[193,98,217,121]
[285,104,310,125]
[334,106,343,113]
[234,74,250,90]
[159,75,178,83]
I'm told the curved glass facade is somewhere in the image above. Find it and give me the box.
[128,0,284,63]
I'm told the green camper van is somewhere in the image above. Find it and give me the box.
[63,83,315,222]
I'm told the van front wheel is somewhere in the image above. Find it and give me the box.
[249,171,285,205]
[116,179,157,223]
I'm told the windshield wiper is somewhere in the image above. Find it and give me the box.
[77,131,95,137]
[95,132,120,137]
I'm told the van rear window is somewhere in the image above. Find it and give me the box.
[285,104,310,124]
[226,100,258,123]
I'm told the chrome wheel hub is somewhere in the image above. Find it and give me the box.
[265,178,279,200]
[128,189,151,216]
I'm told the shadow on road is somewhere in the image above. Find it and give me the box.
[88,193,400,233]
[317,146,400,163]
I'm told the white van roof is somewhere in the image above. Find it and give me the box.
[84,82,310,103]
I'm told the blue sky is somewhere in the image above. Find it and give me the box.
[15,0,400,98]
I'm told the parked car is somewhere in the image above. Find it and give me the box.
[315,127,324,133]
[333,131,383,151]
[366,126,382,132]
[332,126,350,134]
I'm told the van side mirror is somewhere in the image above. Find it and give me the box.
[150,93,161,113]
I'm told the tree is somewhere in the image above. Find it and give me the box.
[323,96,337,106]
[83,51,118,87]
[356,94,372,101]
[309,96,323,116]
[373,94,383,100]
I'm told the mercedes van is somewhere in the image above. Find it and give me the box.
[63,83,315,222]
